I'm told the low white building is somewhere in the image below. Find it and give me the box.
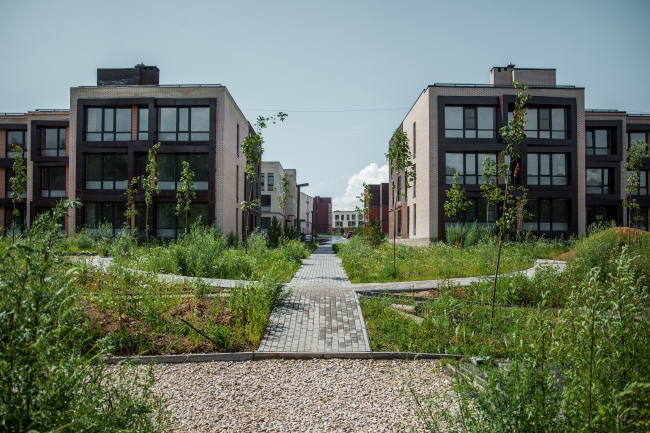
[332,210,363,234]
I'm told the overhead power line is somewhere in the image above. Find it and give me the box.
[241,108,410,113]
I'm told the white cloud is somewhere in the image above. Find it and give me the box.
[332,163,388,211]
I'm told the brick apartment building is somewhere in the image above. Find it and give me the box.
[363,182,389,233]
[1,64,261,238]
[312,196,332,234]
[389,64,650,244]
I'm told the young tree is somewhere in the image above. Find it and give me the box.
[124,177,139,238]
[276,172,291,238]
[176,160,196,235]
[485,83,531,333]
[385,129,416,272]
[9,145,27,242]
[623,139,649,245]
[142,142,161,248]
[241,113,287,253]
[480,157,501,231]
[355,182,375,246]
[267,216,282,248]
[444,171,471,248]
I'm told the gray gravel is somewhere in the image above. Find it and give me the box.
[148,359,453,432]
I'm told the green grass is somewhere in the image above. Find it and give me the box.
[337,234,567,283]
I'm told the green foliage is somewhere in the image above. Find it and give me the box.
[363,220,386,248]
[225,229,240,249]
[8,144,27,241]
[267,216,282,247]
[176,160,196,234]
[276,172,291,213]
[444,171,471,247]
[124,176,139,237]
[142,142,161,245]
[0,199,169,432]
[623,139,649,243]
[338,234,563,283]
[446,222,494,248]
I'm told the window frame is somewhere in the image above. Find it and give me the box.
[527,153,569,186]
[631,170,648,196]
[5,169,27,199]
[627,131,647,150]
[586,128,613,155]
[586,168,613,194]
[524,199,570,232]
[85,107,132,142]
[84,153,128,190]
[40,127,67,157]
[6,130,27,158]
[156,202,209,238]
[445,152,498,185]
[150,153,209,191]
[156,106,210,142]
[444,106,496,139]
[83,202,129,236]
[138,107,149,141]
[40,166,67,198]
[512,106,568,139]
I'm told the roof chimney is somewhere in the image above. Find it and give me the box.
[97,64,159,86]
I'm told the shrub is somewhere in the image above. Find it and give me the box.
[225,229,240,248]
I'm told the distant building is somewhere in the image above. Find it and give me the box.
[312,196,332,234]
[333,210,363,234]
[364,183,390,233]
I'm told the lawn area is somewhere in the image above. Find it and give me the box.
[336,234,567,283]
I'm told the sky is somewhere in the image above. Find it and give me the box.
[1,0,649,210]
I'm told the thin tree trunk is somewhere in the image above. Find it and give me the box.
[489,238,503,335]
[146,205,150,252]
[393,205,397,272]
[245,176,254,254]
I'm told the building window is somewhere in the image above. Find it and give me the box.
[445,153,497,184]
[346,214,350,220]
[138,108,149,140]
[236,166,239,202]
[527,153,568,185]
[586,129,613,155]
[351,214,355,221]
[520,107,568,139]
[261,173,265,191]
[4,207,26,235]
[407,206,410,236]
[85,154,128,190]
[397,209,402,237]
[631,170,648,195]
[156,154,209,190]
[586,168,613,194]
[267,173,274,190]
[587,206,616,228]
[445,198,496,228]
[412,122,416,157]
[237,124,240,157]
[84,202,128,236]
[413,204,416,235]
[628,132,647,149]
[397,176,402,200]
[631,208,648,231]
[157,107,209,141]
[156,202,209,238]
[86,107,131,141]
[41,128,66,157]
[524,199,569,231]
[5,169,27,199]
[445,106,496,138]
[261,194,271,211]
[6,130,26,158]
[261,217,271,230]
[350,221,356,227]
[413,164,416,197]
[40,167,66,198]
[335,215,339,221]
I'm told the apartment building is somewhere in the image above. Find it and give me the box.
[333,210,363,234]
[363,183,390,233]
[389,64,649,244]
[312,196,332,234]
[2,64,260,238]
[299,191,314,235]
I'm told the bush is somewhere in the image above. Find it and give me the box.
[0,200,169,432]
[225,229,240,248]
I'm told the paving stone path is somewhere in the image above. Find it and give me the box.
[258,243,371,353]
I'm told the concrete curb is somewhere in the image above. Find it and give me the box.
[106,351,461,364]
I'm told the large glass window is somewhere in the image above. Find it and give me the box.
[156,154,209,190]
[628,132,647,149]
[6,130,26,158]
[524,199,569,231]
[5,169,27,199]
[86,108,131,141]
[40,167,66,197]
[444,198,496,229]
[138,108,149,140]
[631,208,648,231]
[157,107,209,141]
[586,168,612,194]
[85,154,128,190]
[445,153,497,184]
[84,202,128,236]
[527,153,568,185]
[4,207,26,236]
[156,202,209,237]
[41,128,66,157]
[513,107,567,139]
[445,106,496,138]
[587,206,616,229]
[261,195,271,211]
[260,173,265,191]
[267,173,274,190]
[586,129,613,155]
[631,170,648,195]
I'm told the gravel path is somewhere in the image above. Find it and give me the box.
[149,359,453,432]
